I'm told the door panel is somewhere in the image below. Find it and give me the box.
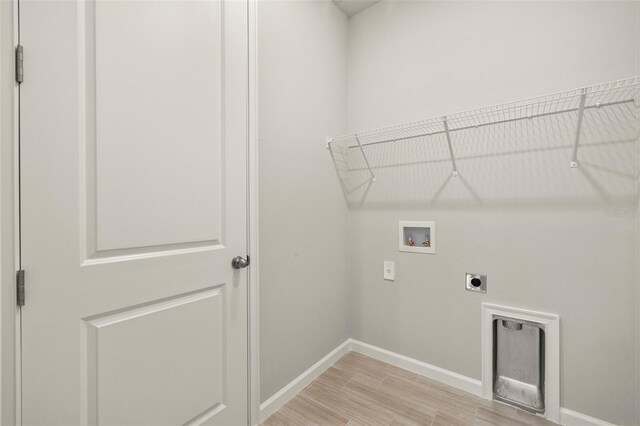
[84,287,225,425]
[91,0,224,251]
[19,1,249,425]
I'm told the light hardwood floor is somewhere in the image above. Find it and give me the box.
[261,352,557,426]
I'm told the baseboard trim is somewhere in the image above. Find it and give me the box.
[559,408,616,426]
[348,339,483,397]
[258,339,616,426]
[258,340,351,423]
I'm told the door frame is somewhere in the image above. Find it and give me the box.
[0,1,261,424]
[248,0,260,424]
[0,0,21,424]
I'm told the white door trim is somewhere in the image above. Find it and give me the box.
[247,0,260,424]
[0,0,21,424]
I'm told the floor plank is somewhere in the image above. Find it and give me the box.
[261,352,558,426]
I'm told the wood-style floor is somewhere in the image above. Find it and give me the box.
[261,352,557,426]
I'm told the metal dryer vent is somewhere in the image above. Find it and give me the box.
[493,316,545,413]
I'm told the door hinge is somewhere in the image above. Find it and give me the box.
[16,270,25,307]
[15,45,23,84]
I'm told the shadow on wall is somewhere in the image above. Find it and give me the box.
[329,85,639,211]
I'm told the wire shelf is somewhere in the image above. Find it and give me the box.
[328,76,639,188]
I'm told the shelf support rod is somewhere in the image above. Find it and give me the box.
[570,88,588,168]
[355,135,376,183]
[443,117,459,177]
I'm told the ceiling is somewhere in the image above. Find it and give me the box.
[332,0,381,18]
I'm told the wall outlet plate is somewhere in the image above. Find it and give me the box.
[465,273,487,293]
[384,261,395,281]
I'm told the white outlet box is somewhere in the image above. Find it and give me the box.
[398,221,435,254]
[384,261,395,281]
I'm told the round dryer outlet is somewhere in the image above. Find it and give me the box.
[465,273,487,293]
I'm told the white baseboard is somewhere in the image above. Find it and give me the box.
[258,340,351,423]
[559,408,616,426]
[348,339,483,397]
[258,339,616,426]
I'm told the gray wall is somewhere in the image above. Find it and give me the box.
[347,1,639,424]
[258,0,349,403]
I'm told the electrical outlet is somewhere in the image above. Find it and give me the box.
[384,261,395,281]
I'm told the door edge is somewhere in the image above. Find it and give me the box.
[247,0,260,424]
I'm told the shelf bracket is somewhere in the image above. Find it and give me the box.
[442,117,459,177]
[570,88,588,168]
[355,135,376,182]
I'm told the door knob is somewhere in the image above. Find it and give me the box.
[231,256,250,269]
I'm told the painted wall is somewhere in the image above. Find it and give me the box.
[258,0,349,403]
[346,1,639,424]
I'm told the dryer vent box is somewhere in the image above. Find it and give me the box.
[493,317,546,413]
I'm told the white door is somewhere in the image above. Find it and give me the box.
[19,1,249,424]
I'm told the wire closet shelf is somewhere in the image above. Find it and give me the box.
[327,77,639,181]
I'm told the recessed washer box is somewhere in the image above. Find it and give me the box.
[398,221,435,254]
